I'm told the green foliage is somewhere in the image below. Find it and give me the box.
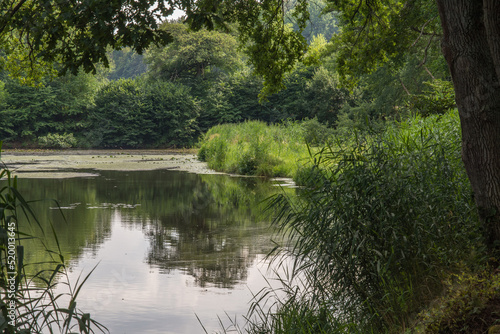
[288,0,338,43]
[145,23,242,82]
[300,118,333,146]
[408,79,456,117]
[0,148,106,333]
[88,78,149,147]
[38,133,77,149]
[141,80,200,147]
[89,78,199,148]
[412,270,500,334]
[327,0,442,87]
[107,48,147,80]
[334,102,388,136]
[302,66,352,124]
[244,282,343,334]
[198,121,309,177]
[303,34,329,66]
[264,110,483,332]
[231,0,310,97]
[0,71,105,143]
[0,0,173,79]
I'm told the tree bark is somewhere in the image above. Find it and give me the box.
[436,0,500,251]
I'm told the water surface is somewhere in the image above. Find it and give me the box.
[13,169,289,333]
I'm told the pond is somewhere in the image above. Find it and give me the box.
[11,168,292,333]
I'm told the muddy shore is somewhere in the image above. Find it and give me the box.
[0,149,219,178]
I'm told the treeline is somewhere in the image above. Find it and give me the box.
[0,1,452,149]
[0,16,338,148]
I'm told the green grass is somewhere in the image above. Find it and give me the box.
[197,120,313,178]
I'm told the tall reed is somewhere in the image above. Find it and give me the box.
[197,120,310,178]
[259,110,483,332]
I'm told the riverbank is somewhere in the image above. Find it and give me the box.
[0,148,221,178]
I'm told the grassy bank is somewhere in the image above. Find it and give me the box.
[197,120,314,178]
[204,110,492,333]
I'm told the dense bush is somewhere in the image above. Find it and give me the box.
[88,79,150,147]
[0,73,100,143]
[408,79,456,117]
[88,79,200,148]
[38,133,77,148]
[141,81,200,147]
[413,270,500,334]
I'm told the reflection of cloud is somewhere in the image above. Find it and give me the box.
[86,203,141,209]
[23,169,286,333]
[82,267,136,312]
[49,202,81,209]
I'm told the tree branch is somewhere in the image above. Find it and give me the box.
[0,0,28,35]
[410,17,439,48]
[423,65,436,80]
[418,33,436,66]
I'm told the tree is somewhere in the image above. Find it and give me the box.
[145,23,242,82]
[0,0,173,78]
[202,0,500,252]
[436,0,500,250]
[89,78,199,148]
[318,0,500,253]
[107,48,148,80]
[2,0,500,250]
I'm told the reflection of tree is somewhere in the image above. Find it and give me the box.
[144,211,260,288]
[14,178,113,281]
[10,169,290,288]
[186,255,251,288]
[141,173,282,288]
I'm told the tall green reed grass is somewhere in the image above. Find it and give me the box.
[0,143,106,333]
[250,110,484,333]
[197,120,311,178]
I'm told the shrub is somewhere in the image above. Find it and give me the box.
[300,118,333,146]
[408,79,456,117]
[413,270,500,334]
[38,133,77,148]
[89,79,200,148]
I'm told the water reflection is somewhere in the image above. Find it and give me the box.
[9,170,290,333]
[15,171,280,286]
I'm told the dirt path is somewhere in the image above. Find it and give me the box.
[0,149,219,178]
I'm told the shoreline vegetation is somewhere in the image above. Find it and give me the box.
[1,0,499,332]
[197,119,332,180]
[0,147,108,333]
[197,109,500,334]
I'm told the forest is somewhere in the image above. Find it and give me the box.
[1,0,500,333]
[0,3,448,150]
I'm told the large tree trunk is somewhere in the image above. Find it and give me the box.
[436,0,500,251]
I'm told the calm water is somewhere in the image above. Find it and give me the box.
[13,169,291,333]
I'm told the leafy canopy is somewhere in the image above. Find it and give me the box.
[320,0,442,87]
[145,22,242,82]
[1,0,441,97]
[0,0,174,80]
